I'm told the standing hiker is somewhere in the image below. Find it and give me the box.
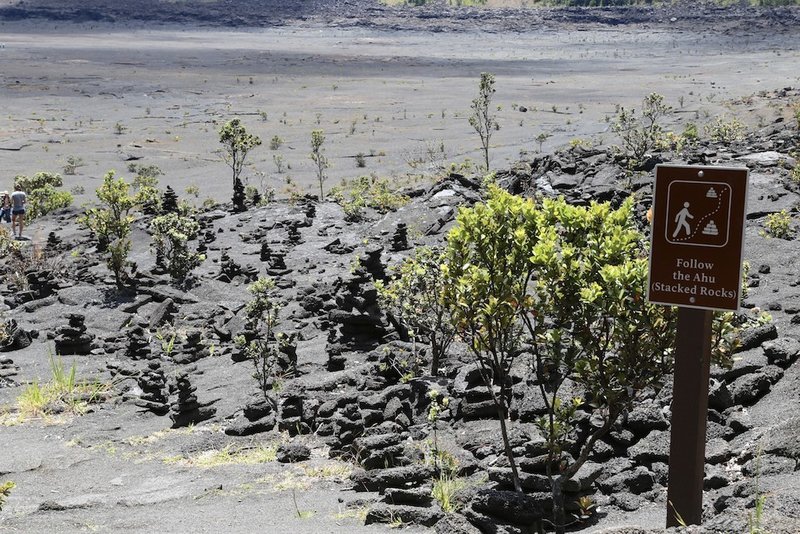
[0,191,10,223]
[10,184,26,239]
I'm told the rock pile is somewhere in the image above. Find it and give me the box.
[54,313,94,355]
[0,356,19,387]
[0,318,32,352]
[169,371,217,428]
[224,395,276,436]
[390,222,409,251]
[135,361,169,415]
[125,321,152,360]
[173,330,210,364]
[327,247,387,370]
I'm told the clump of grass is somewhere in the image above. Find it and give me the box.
[168,444,278,468]
[301,463,352,481]
[17,353,108,418]
[333,506,369,522]
[431,474,467,513]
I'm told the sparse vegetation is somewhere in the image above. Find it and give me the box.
[431,474,467,513]
[269,135,284,150]
[376,246,455,376]
[62,155,84,175]
[79,171,137,289]
[469,72,499,171]
[760,209,795,239]
[329,175,410,221]
[150,213,204,284]
[238,277,283,408]
[168,444,278,468]
[17,353,108,419]
[219,118,262,212]
[310,129,329,200]
[612,92,671,165]
[704,115,747,144]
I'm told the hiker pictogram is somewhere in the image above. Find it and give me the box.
[665,181,732,248]
[672,202,694,238]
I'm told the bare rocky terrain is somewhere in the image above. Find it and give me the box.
[1,2,800,534]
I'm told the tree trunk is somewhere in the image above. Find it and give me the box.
[496,403,522,493]
[430,335,440,376]
[552,477,566,534]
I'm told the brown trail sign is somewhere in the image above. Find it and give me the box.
[648,165,749,312]
[647,164,748,528]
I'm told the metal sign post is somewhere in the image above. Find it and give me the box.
[647,165,749,527]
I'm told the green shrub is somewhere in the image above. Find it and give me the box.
[442,186,739,534]
[26,186,73,219]
[14,171,62,191]
[760,209,795,239]
[62,155,84,175]
[13,172,73,219]
[269,135,284,150]
[240,277,283,407]
[79,171,136,288]
[704,116,746,144]
[150,213,204,283]
[310,129,329,200]
[220,118,261,212]
[375,246,455,375]
[612,92,671,164]
[330,175,409,221]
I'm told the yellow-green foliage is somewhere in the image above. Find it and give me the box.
[442,186,740,524]
[792,166,800,185]
[0,481,14,511]
[761,209,795,239]
[150,213,203,282]
[79,171,138,287]
[0,227,20,256]
[330,175,410,221]
[704,116,747,144]
[375,247,455,375]
[14,171,62,191]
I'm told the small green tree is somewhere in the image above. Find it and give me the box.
[521,196,677,533]
[442,187,539,493]
[612,92,671,165]
[310,129,329,200]
[443,188,740,533]
[130,164,163,214]
[237,277,282,408]
[79,171,136,289]
[468,72,499,172]
[150,213,204,284]
[376,246,456,376]
[219,118,262,212]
